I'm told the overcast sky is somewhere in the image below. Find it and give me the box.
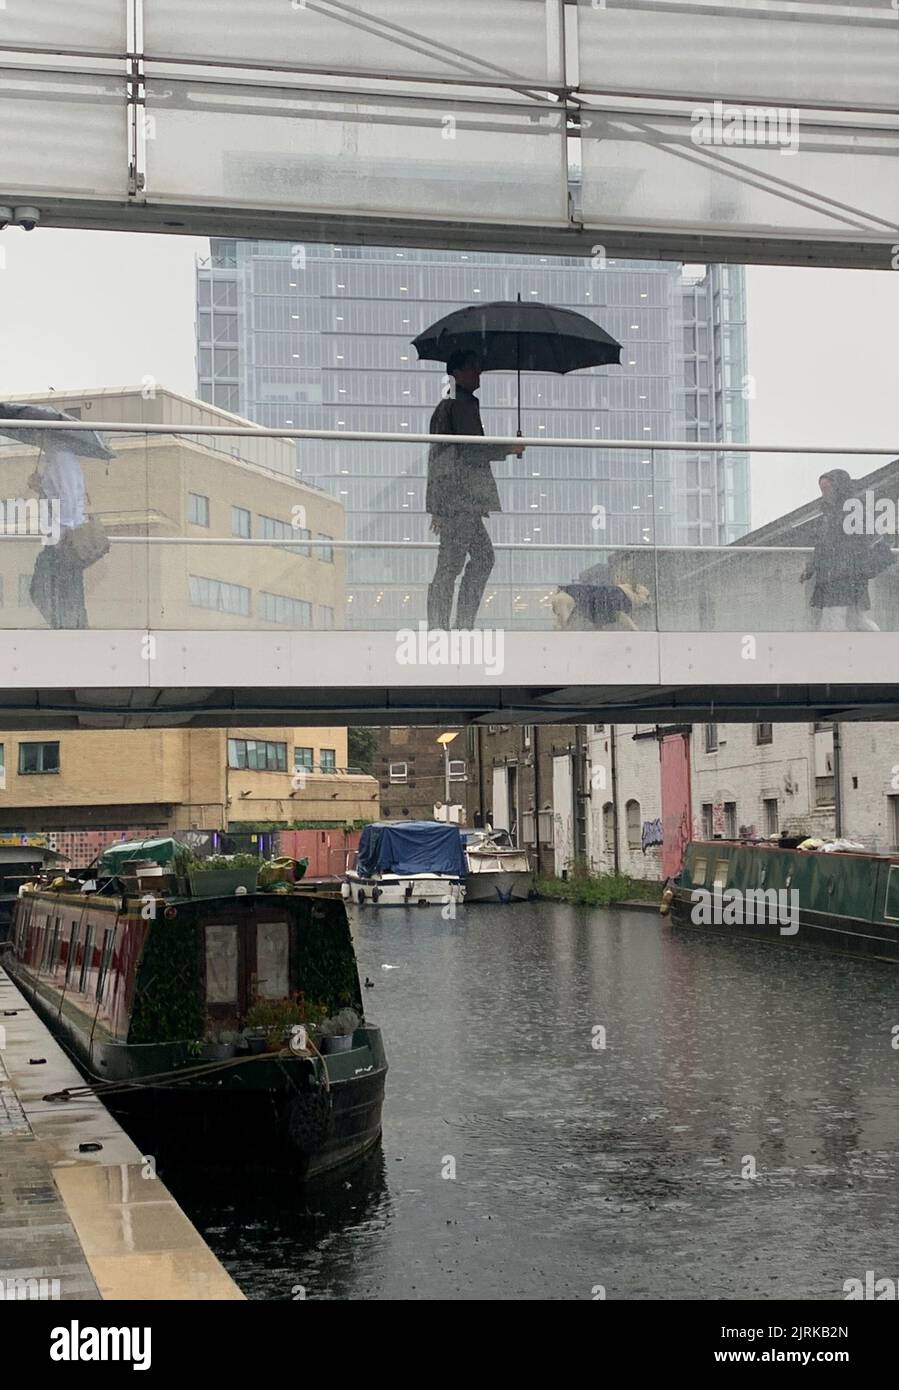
[1,228,897,531]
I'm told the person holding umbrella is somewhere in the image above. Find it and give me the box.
[414,297,621,631]
[425,349,522,630]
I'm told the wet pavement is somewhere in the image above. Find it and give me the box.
[156,903,899,1300]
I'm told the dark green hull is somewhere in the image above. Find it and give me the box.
[670,841,899,964]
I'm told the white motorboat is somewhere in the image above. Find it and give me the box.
[342,820,466,907]
[462,828,535,903]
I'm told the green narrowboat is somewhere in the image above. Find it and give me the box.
[665,840,899,963]
[1,882,387,1177]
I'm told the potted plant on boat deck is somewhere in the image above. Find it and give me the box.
[316,1007,361,1055]
[244,997,327,1053]
[187,852,260,898]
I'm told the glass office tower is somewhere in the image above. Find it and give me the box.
[197,243,749,627]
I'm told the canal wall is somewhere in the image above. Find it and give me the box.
[0,966,244,1302]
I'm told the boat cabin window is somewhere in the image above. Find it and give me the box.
[712,859,729,892]
[256,921,289,999]
[96,928,115,1002]
[205,924,239,1005]
[78,926,93,994]
[885,866,899,922]
[65,922,79,984]
[692,855,708,886]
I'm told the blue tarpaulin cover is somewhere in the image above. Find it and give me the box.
[356,821,465,878]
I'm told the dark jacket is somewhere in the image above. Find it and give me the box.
[806,504,873,610]
[426,388,502,518]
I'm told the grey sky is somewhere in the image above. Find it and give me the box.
[1,228,897,532]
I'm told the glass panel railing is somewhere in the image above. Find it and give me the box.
[1,423,896,637]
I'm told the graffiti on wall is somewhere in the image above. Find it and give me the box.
[641,818,663,853]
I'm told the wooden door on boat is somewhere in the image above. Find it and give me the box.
[202,907,293,1019]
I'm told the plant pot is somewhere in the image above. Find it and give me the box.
[188,867,259,898]
[200,1042,235,1061]
[320,1032,354,1054]
[244,1034,267,1055]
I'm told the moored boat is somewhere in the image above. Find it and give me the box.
[343,819,465,906]
[2,877,387,1177]
[664,839,899,962]
[462,828,535,903]
[0,842,68,943]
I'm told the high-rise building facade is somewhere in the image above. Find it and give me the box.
[197,243,749,627]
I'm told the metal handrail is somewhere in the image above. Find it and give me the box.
[0,419,896,456]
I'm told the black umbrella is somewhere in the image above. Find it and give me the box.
[0,402,114,460]
[412,296,621,433]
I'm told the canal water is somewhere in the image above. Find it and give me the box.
[159,903,899,1300]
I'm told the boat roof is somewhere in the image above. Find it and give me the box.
[691,839,899,863]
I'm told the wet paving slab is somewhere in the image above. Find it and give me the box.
[135,904,899,1300]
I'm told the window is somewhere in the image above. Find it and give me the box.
[228,738,287,772]
[17,575,33,607]
[317,605,335,629]
[316,533,334,563]
[704,724,718,752]
[702,803,713,839]
[602,801,614,852]
[295,746,313,771]
[389,762,407,783]
[712,859,729,891]
[320,749,337,773]
[18,741,59,775]
[625,799,641,848]
[189,575,250,616]
[0,743,4,790]
[692,855,709,886]
[756,723,773,746]
[188,492,210,527]
[256,922,289,999]
[724,802,736,839]
[258,591,312,627]
[78,926,93,994]
[816,775,835,807]
[259,513,309,556]
[64,922,79,985]
[885,863,899,919]
[205,925,238,1005]
[763,797,779,834]
[97,928,115,1002]
[231,506,251,538]
[448,760,466,781]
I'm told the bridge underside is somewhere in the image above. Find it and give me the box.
[2,632,899,728]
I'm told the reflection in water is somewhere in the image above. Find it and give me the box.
[138,903,899,1300]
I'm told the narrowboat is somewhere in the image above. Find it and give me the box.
[343,819,466,906]
[664,839,899,963]
[0,843,68,943]
[1,881,387,1177]
[462,828,535,903]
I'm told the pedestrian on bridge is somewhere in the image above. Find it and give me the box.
[425,350,522,629]
[799,468,888,631]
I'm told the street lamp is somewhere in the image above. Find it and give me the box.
[436,731,459,822]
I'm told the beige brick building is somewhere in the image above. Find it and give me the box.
[0,388,378,831]
[0,724,378,833]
